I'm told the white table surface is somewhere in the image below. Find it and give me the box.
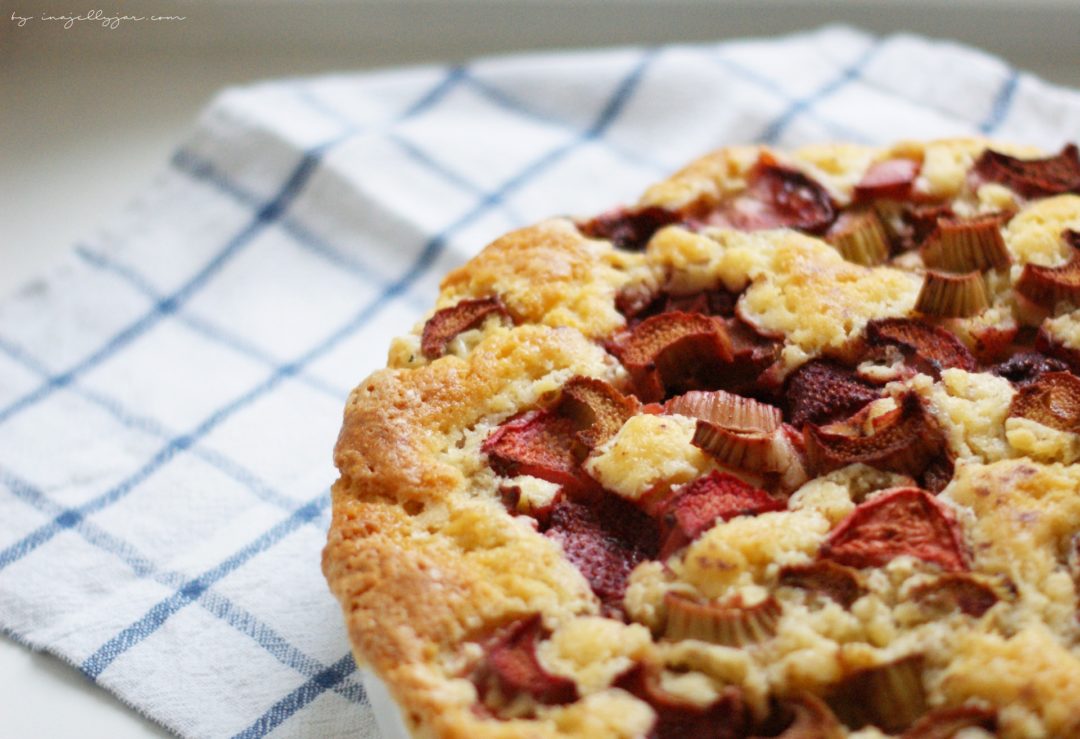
[3,1,1080,736]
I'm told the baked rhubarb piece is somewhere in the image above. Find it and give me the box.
[325,139,1080,738]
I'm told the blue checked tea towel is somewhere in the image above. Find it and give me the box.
[3,25,1080,739]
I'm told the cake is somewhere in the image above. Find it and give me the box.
[323,137,1080,738]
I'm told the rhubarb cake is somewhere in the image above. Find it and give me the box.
[323,138,1080,738]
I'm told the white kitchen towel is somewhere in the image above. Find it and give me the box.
[3,25,1080,738]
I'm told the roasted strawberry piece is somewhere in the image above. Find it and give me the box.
[475,615,578,708]
[785,360,881,429]
[483,410,587,491]
[1007,370,1080,433]
[853,158,921,203]
[421,296,511,358]
[865,318,977,377]
[889,203,956,253]
[900,705,998,739]
[614,663,752,739]
[826,655,927,733]
[722,318,784,395]
[617,286,739,325]
[919,454,955,495]
[990,351,1069,385]
[967,321,1019,363]
[1035,323,1080,373]
[805,394,947,480]
[778,560,866,609]
[484,378,636,493]
[754,693,845,739]
[656,471,786,559]
[820,488,967,571]
[972,144,1080,198]
[579,205,681,251]
[1016,258,1080,311]
[910,573,999,618]
[544,495,659,618]
[611,312,734,402]
[717,160,836,234]
[1015,231,1080,311]
[664,288,738,318]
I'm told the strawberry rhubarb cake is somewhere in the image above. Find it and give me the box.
[324,138,1080,738]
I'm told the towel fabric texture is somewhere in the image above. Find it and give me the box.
[2,25,1080,738]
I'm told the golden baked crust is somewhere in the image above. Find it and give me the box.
[325,138,1080,738]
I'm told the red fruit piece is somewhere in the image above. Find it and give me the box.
[1015,258,1080,310]
[1036,323,1080,374]
[968,321,1019,363]
[717,159,836,234]
[910,573,999,618]
[721,318,783,395]
[1014,231,1080,310]
[613,664,751,739]
[854,158,921,202]
[778,560,866,609]
[579,205,681,252]
[421,296,510,358]
[900,705,997,739]
[477,615,578,707]
[865,318,977,378]
[892,203,956,253]
[972,144,1080,199]
[785,360,881,429]
[920,454,956,495]
[1008,370,1080,433]
[482,410,585,491]
[544,495,659,618]
[990,351,1069,386]
[617,286,738,325]
[805,394,947,480]
[821,488,967,571]
[484,378,636,498]
[610,311,734,402]
[657,471,786,559]
[663,289,738,318]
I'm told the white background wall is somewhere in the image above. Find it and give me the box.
[3,1,1080,735]
[5,0,1080,298]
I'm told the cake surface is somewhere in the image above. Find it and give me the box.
[323,138,1080,738]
